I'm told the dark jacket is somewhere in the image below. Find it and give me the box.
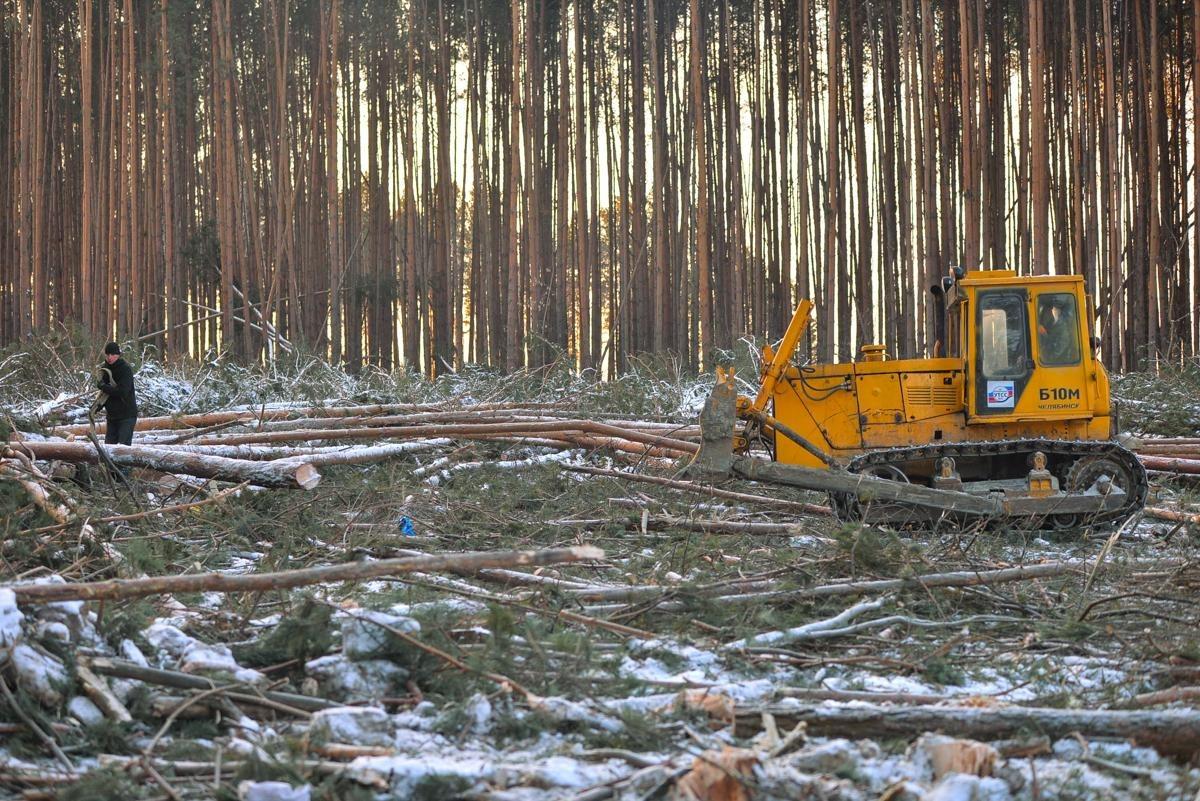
[99,358,138,420]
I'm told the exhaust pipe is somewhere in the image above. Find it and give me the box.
[930,282,947,358]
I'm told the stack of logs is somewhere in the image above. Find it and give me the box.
[1133,438,1200,477]
[4,403,1200,505]
[3,402,702,490]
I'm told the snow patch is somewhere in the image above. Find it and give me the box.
[345,754,493,796]
[0,588,23,651]
[304,654,408,701]
[119,638,150,667]
[237,781,311,801]
[67,696,105,727]
[340,610,420,660]
[145,622,265,683]
[925,775,1011,801]
[309,706,395,747]
[11,644,69,706]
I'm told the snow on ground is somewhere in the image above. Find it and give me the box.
[4,356,1200,800]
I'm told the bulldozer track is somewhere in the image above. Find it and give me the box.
[830,438,1148,528]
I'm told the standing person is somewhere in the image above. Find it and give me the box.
[97,342,138,445]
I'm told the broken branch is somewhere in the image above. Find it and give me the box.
[5,546,604,603]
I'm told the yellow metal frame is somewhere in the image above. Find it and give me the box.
[747,298,813,416]
[737,271,1112,471]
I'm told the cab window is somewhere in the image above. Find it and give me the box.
[947,299,962,357]
[978,291,1029,378]
[1036,293,1081,366]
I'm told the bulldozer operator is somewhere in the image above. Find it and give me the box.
[1037,296,1080,365]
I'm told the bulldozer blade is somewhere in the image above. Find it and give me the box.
[688,370,739,479]
[731,455,1003,517]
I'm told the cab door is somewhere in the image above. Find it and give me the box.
[1026,289,1090,419]
[968,288,1032,418]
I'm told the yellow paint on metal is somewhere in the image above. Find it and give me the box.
[758,271,1111,470]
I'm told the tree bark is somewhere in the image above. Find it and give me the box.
[7,442,321,489]
[736,702,1200,759]
[689,0,712,366]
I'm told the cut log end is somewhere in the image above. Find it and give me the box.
[571,545,605,561]
[293,462,322,490]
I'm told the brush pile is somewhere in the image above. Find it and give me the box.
[2,343,1200,801]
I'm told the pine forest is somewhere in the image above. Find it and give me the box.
[2,0,1198,373]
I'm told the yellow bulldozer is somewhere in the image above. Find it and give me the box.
[693,268,1147,528]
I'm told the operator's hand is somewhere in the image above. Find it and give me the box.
[97,380,114,393]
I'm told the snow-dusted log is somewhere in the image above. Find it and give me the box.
[83,658,338,713]
[4,545,604,603]
[421,450,583,486]
[736,702,1200,758]
[182,420,698,453]
[563,464,831,515]
[50,402,569,436]
[1135,445,1200,455]
[6,441,320,489]
[106,439,454,462]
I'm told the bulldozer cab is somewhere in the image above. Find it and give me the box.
[944,270,1105,425]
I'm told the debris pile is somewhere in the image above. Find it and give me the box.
[2,351,1199,800]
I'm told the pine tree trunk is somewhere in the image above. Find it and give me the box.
[689,0,712,366]
[1029,0,1048,274]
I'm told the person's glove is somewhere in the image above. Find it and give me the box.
[97,381,115,394]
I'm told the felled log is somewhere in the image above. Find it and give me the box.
[1134,445,1200,455]
[1123,686,1200,708]
[735,702,1200,758]
[1142,506,1200,525]
[5,545,604,603]
[166,410,696,438]
[102,440,452,462]
[50,401,569,436]
[778,687,947,706]
[83,657,337,713]
[185,420,698,453]
[74,663,133,723]
[563,464,831,515]
[6,441,320,489]
[1137,455,1200,475]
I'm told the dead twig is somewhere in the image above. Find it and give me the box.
[0,673,74,774]
[1070,732,1158,778]
[332,602,538,702]
[26,481,250,536]
[144,682,249,756]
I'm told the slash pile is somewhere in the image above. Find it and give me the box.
[2,350,1200,800]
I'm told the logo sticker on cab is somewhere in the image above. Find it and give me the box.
[986,380,1015,408]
